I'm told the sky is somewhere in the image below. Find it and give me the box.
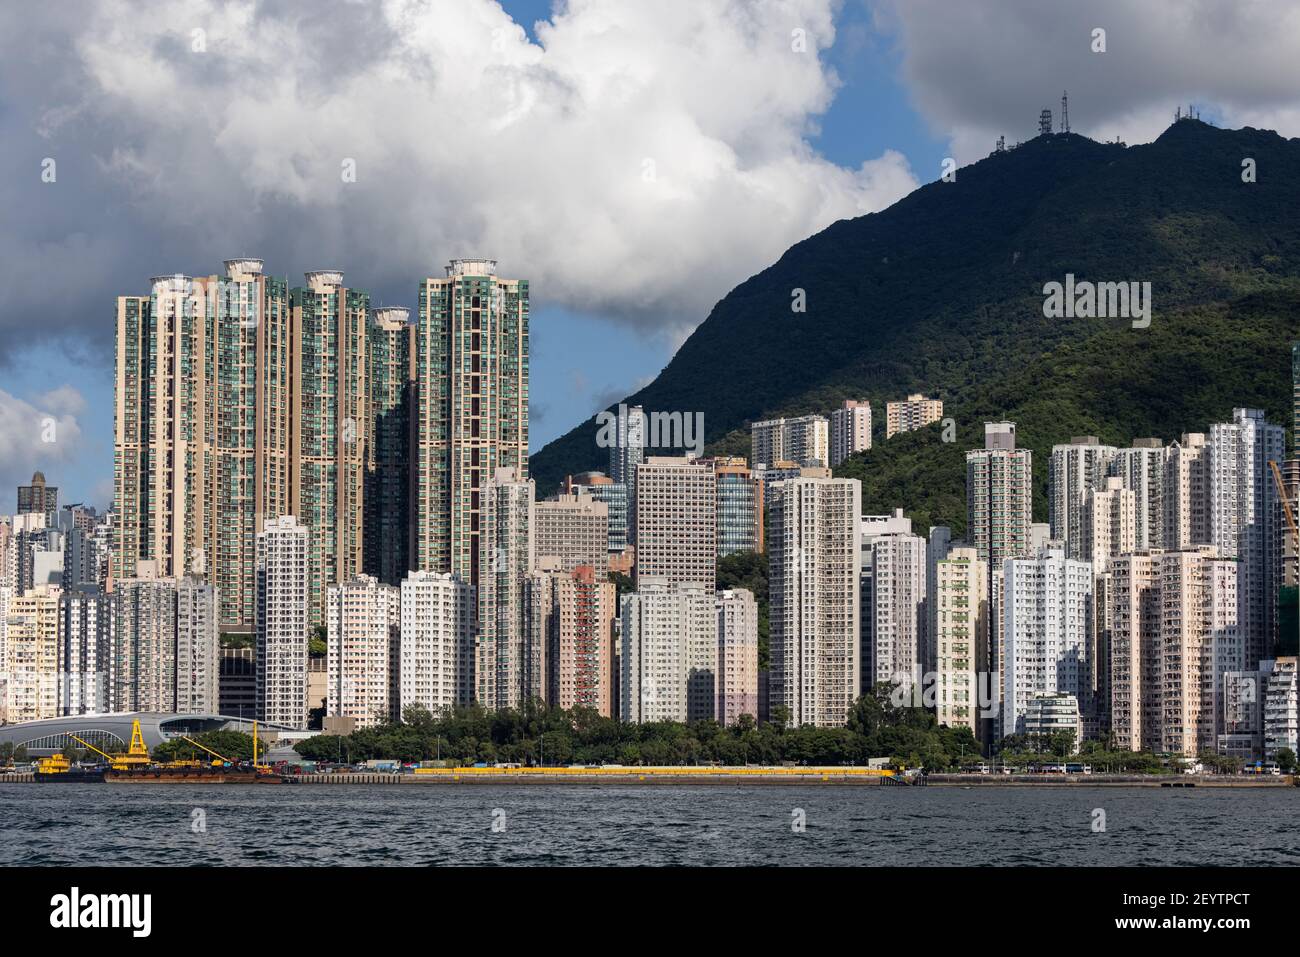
[3,0,1300,513]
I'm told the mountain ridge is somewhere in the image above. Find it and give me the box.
[530,120,1300,533]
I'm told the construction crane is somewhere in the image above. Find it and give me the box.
[1269,459,1298,544]
[66,722,151,771]
[178,735,237,768]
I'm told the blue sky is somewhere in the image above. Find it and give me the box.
[5,0,1298,513]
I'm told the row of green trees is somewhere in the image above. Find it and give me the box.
[294,685,980,769]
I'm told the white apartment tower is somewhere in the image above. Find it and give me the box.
[399,570,475,714]
[112,569,178,713]
[327,574,400,728]
[255,516,310,729]
[1208,408,1284,667]
[175,576,220,714]
[769,476,862,727]
[859,509,927,695]
[830,400,872,467]
[57,589,113,716]
[751,415,830,469]
[1164,433,1210,549]
[1002,547,1093,738]
[620,578,715,723]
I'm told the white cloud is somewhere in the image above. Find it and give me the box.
[0,388,84,495]
[877,0,1300,165]
[0,0,918,352]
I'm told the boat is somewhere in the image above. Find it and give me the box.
[103,766,287,784]
[32,753,106,783]
[54,718,293,785]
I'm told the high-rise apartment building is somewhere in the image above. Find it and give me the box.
[365,306,417,586]
[291,271,371,628]
[1264,657,1298,761]
[716,588,759,726]
[751,415,829,469]
[1001,546,1092,739]
[414,260,529,585]
[830,400,872,467]
[1164,432,1210,549]
[1080,476,1136,573]
[111,569,178,713]
[563,472,629,555]
[885,394,943,439]
[860,509,927,695]
[175,576,219,714]
[548,565,617,716]
[1208,408,1284,667]
[115,262,294,628]
[608,405,645,541]
[1048,436,1117,556]
[17,472,57,515]
[255,516,309,728]
[533,492,608,575]
[326,574,400,729]
[1113,439,1167,550]
[934,547,989,736]
[619,577,715,723]
[966,422,1033,572]
[4,590,59,723]
[399,570,475,714]
[634,457,717,588]
[1110,547,1239,755]
[57,587,113,716]
[476,468,534,710]
[924,526,954,676]
[708,457,763,557]
[768,475,862,727]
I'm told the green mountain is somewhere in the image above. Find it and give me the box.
[530,120,1298,535]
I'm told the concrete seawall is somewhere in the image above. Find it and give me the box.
[925,773,1293,787]
[298,769,905,786]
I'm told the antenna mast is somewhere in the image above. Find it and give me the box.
[1060,91,1070,133]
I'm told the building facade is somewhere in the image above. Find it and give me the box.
[255,516,310,729]
[830,400,872,467]
[768,476,862,727]
[326,574,400,729]
[634,457,717,588]
[885,394,942,439]
[414,259,529,585]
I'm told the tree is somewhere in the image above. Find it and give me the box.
[1275,747,1297,773]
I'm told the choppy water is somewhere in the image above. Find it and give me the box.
[1,784,1295,866]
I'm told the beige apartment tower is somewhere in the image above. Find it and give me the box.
[885,394,943,439]
[934,547,989,735]
[634,457,717,589]
[1110,547,1239,755]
